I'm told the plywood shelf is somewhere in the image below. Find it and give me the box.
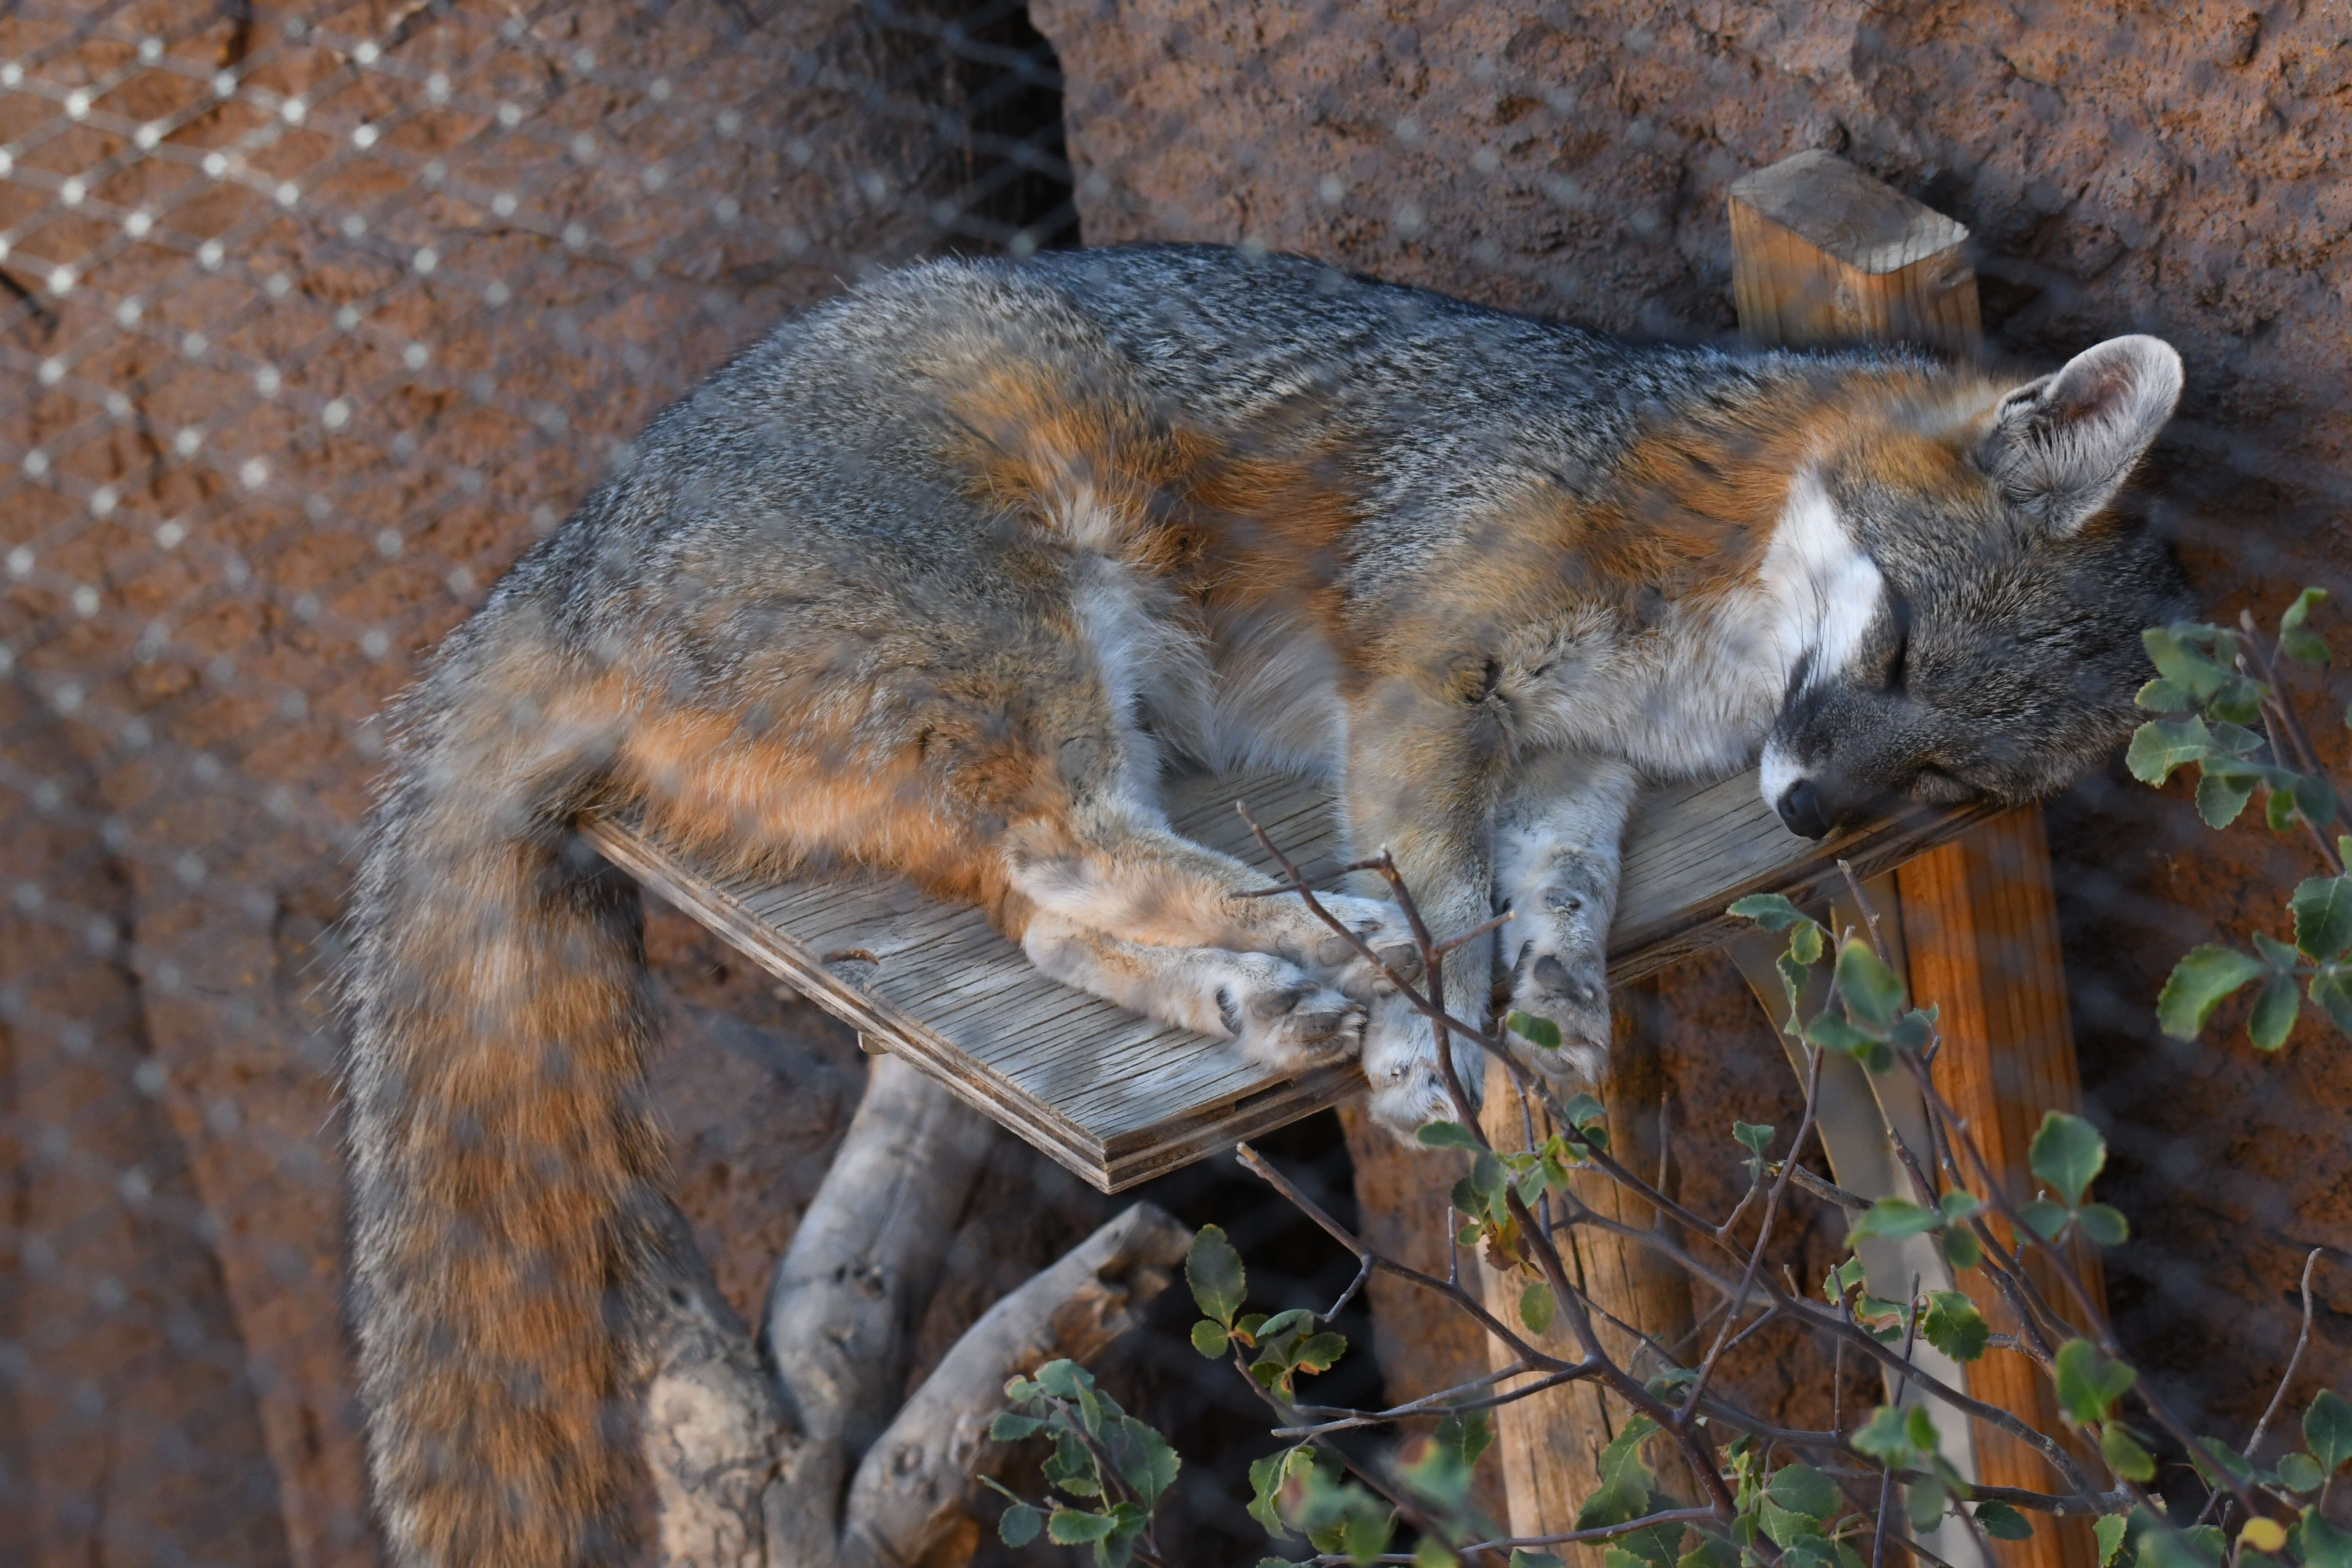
[585,767,1995,1193]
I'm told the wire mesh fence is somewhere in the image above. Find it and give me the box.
[2,2,2347,1565]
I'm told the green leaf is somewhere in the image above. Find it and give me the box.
[1733,1122,1776,1155]
[1976,1500,2034,1541]
[1765,1461,1839,1523]
[1678,1536,1740,1568]
[2144,625,2234,699]
[2208,675,2269,726]
[1922,1290,1991,1362]
[1944,1224,1984,1271]
[1048,1507,1120,1545]
[2029,1112,2107,1206]
[1186,1225,1246,1329]
[1836,940,1906,1029]
[1520,1281,1557,1334]
[1790,921,1824,966]
[2276,1450,2325,1492]
[1338,1507,1391,1564]
[2101,1424,2157,1482]
[990,1412,1049,1441]
[1575,1415,1661,1530]
[2281,587,2330,664]
[2055,1340,2136,1424]
[2158,943,2265,1040]
[1418,1120,1481,1149]
[2300,772,2339,828]
[1906,1471,1950,1535]
[2250,972,2302,1051]
[1806,1011,1884,1059]
[1256,1309,1316,1344]
[1848,1197,1942,1242]
[1434,1408,1494,1472]
[1512,1554,1568,1568]
[1044,1429,1102,1496]
[2018,1198,2072,1242]
[1417,1539,1462,1568]
[2193,1435,2255,1489]
[1761,1499,1829,1550]
[1850,1404,1922,1463]
[2127,716,2215,786]
[999,1502,1043,1547]
[1291,1331,1347,1375]
[2310,970,2352,1034]
[1247,1447,1307,1537]
[2078,1204,2131,1247]
[2305,1388,2352,1470]
[2141,1521,2226,1568]
[2196,772,2256,828]
[1191,1319,1231,1358]
[1105,1414,1180,1505]
[2254,929,2303,969]
[1729,893,1809,930]
[2293,877,2352,961]
[1507,1010,1563,1051]
[2136,676,2198,713]
[2095,1513,2129,1568]
[2301,1511,2352,1568]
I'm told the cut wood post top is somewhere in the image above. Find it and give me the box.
[1728,148,1980,357]
[1730,150,1967,276]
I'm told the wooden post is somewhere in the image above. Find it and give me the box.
[1727,150,1980,357]
[1729,151,2101,1568]
[1476,977,1695,1556]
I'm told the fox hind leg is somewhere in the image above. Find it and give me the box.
[1021,911,1366,1069]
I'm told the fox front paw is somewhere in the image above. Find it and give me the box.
[1277,894,1424,1003]
[1504,880,1612,1084]
[1361,994,1485,1135]
[1218,960,1367,1071]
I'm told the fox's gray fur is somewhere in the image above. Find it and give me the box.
[343,242,2190,1565]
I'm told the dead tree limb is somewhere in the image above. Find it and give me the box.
[637,1051,1193,1568]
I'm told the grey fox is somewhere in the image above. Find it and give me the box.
[343,242,2189,1565]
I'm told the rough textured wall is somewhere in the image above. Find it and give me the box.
[1029,0,2352,1445]
[0,2,1072,1562]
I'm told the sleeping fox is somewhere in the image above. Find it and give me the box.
[343,242,2189,1565]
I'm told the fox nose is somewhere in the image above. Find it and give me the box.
[1776,779,1832,840]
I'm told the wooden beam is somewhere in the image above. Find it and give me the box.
[1729,150,2101,1568]
[1897,814,2105,1567]
[1476,978,1693,1557]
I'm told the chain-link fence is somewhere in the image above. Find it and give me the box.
[3,3,2347,1565]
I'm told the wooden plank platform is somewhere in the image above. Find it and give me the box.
[584,770,1996,1192]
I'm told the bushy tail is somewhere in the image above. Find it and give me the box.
[343,637,661,1568]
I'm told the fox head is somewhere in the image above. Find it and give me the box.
[1761,335,2196,839]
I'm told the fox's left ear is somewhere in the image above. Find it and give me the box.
[1975,335,2183,534]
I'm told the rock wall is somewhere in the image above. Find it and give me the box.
[0,1,1072,1561]
[1031,0,2352,1448]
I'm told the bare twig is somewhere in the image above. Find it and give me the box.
[1680,1037,1827,1425]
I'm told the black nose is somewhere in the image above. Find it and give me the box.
[1776,779,1831,840]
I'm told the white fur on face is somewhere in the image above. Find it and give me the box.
[1758,734,1800,809]
[1750,468,1883,809]
[1759,468,1886,697]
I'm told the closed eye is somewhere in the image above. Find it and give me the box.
[1882,588,1913,694]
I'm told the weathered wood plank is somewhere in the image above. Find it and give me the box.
[584,757,1994,1193]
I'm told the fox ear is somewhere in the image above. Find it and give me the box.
[1976,335,2182,533]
